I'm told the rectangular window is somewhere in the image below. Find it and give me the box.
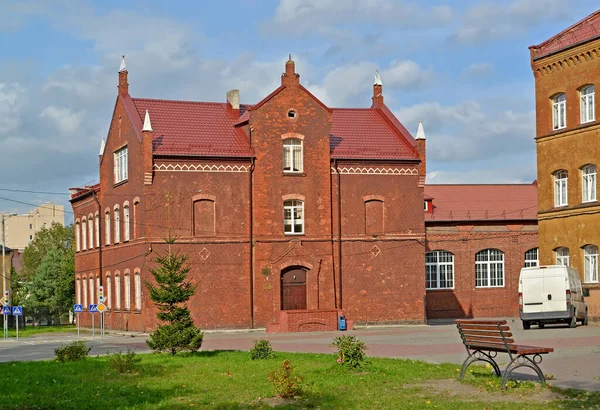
[475,249,505,288]
[114,146,128,183]
[365,200,384,234]
[524,248,539,268]
[135,273,141,311]
[554,171,568,207]
[283,200,304,234]
[552,94,566,130]
[584,245,598,283]
[581,85,595,124]
[556,248,570,266]
[425,251,454,290]
[282,139,303,172]
[582,165,597,203]
[88,218,94,249]
[124,206,130,241]
[29,224,32,230]
[114,209,120,243]
[125,275,131,310]
[115,276,121,310]
[76,279,81,305]
[82,220,87,251]
[89,277,95,305]
[75,223,81,252]
[95,215,100,248]
[193,200,215,236]
[83,278,88,308]
[105,212,111,245]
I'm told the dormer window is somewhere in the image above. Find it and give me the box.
[282,138,303,173]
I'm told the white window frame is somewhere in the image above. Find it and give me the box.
[105,212,111,245]
[425,251,454,290]
[124,274,131,310]
[89,277,95,305]
[582,164,597,203]
[106,275,112,309]
[83,277,88,308]
[88,217,94,249]
[554,170,568,207]
[580,85,595,124]
[475,249,505,288]
[81,218,87,251]
[283,200,304,235]
[114,146,128,183]
[524,248,539,268]
[114,208,120,243]
[552,93,566,130]
[556,247,570,266]
[135,272,142,311]
[584,245,598,283]
[75,222,81,252]
[282,138,303,173]
[124,205,130,242]
[95,214,100,248]
[115,275,121,310]
[76,278,81,305]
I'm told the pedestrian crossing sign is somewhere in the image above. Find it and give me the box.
[74,304,83,313]
[89,304,98,313]
[12,306,22,316]
[1,306,11,315]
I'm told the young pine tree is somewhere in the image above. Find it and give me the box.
[146,238,203,355]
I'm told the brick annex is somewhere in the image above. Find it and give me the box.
[71,58,538,332]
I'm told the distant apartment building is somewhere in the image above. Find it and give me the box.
[529,9,600,319]
[1,203,65,251]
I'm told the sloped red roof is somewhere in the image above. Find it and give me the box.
[331,108,418,160]
[132,98,254,157]
[530,10,600,60]
[424,183,537,222]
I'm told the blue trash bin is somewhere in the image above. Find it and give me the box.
[338,315,347,331]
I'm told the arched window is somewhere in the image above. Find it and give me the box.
[82,276,88,308]
[193,199,215,236]
[81,217,87,251]
[425,251,454,289]
[75,221,81,252]
[115,273,121,310]
[95,213,100,248]
[582,164,597,203]
[283,200,304,234]
[524,248,539,267]
[76,277,81,305]
[475,249,505,288]
[114,206,120,243]
[88,215,94,249]
[105,210,111,245]
[106,274,112,309]
[282,138,303,172]
[552,93,566,130]
[134,270,142,311]
[580,85,595,124]
[554,170,568,207]
[556,247,570,266]
[124,272,131,310]
[89,276,95,305]
[133,198,140,239]
[583,245,598,283]
[365,200,384,234]
[123,204,130,242]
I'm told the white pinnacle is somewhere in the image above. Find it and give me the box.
[119,55,127,72]
[142,110,153,132]
[416,121,426,140]
[374,70,382,86]
[99,137,106,156]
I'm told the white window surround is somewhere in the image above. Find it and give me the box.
[75,222,81,252]
[552,93,567,130]
[580,85,595,124]
[584,245,598,283]
[114,208,120,243]
[106,275,112,309]
[81,218,87,251]
[282,138,303,173]
[556,247,570,266]
[95,214,100,248]
[524,248,539,268]
[114,146,128,184]
[124,206,130,242]
[425,251,454,290]
[115,275,121,310]
[124,274,131,310]
[83,277,88,308]
[76,278,81,305]
[89,277,95,305]
[88,217,94,249]
[105,212,111,245]
[582,164,597,203]
[475,249,505,288]
[135,272,141,311]
[283,200,304,235]
[554,170,568,207]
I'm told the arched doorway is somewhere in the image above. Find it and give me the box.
[281,267,307,310]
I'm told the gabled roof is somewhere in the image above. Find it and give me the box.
[424,183,537,222]
[132,98,254,157]
[530,10,600,60]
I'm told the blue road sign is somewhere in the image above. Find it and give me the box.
[89,304,98,313]
[74,304,83,313]
[2,306,11,315]
[12,306,22,316]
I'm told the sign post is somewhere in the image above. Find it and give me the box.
[2,291,9,341]
[97,286,105,340]
[12,306,22,341]
[89,304,98,338]
[74,304,83,338]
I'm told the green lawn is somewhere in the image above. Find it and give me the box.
[0,350,597,409]
[5,324,77,338]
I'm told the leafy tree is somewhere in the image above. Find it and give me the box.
[146,238,203,355]
[22,223,73,281]
[10,267,26,307]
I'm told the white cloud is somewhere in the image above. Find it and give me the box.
[449,0,571,44]
[462,62,493,77]
[39,106,84,134]
[0,83,25,135]
[427,165,536,184]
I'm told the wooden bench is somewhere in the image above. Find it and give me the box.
[455,320,554,389]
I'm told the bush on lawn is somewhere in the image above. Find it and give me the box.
[268,360,303,399]
[332,335,368,370]
[108,349,142,374]
[54,341,91,362]
[250,339,274,360]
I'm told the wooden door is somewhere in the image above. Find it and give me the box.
[281,269,307,310]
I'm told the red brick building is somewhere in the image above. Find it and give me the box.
[71,58,428,332]
[424,183,538,319]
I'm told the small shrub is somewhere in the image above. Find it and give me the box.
[332,335,367,369]
[54,341,91,363]
[268,360,303,399]
[250,339,274,360]
[108,349,142,374]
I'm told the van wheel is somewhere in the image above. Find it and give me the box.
[569,311,577,328]
[538,323,545,329]
[522,321,530,330]
[583,310,589,326]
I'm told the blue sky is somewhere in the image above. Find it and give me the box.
[0,0,599,220]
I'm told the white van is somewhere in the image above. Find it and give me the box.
[519,265,589,329]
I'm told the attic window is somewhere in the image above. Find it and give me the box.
[288,110,296,119]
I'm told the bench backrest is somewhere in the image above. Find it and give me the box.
[455,320,514,353]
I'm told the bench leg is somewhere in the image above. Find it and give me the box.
[501,354,546,390]
[460,350,502,379]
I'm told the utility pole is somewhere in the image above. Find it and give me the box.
[2,214,6,295]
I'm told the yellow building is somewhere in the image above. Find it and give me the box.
[1,245,12,297]
[529,10,600,318]
[0,202,64,251]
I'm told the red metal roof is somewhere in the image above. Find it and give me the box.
[530,10,600,60]
[331,108,418,160]
[424,183,537,222]
[132,98,254,157]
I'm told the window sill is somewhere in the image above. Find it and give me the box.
[134,310,142,314]
[475,286,506,289]
[426,288,455,292]
[284,233,305,236]
[113,179,128,188]
[282,172,306,177]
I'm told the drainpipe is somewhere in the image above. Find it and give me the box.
[329,161,338,309]
[91,189,103,287]
[249,156,255,329]
[335,159,343,309]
